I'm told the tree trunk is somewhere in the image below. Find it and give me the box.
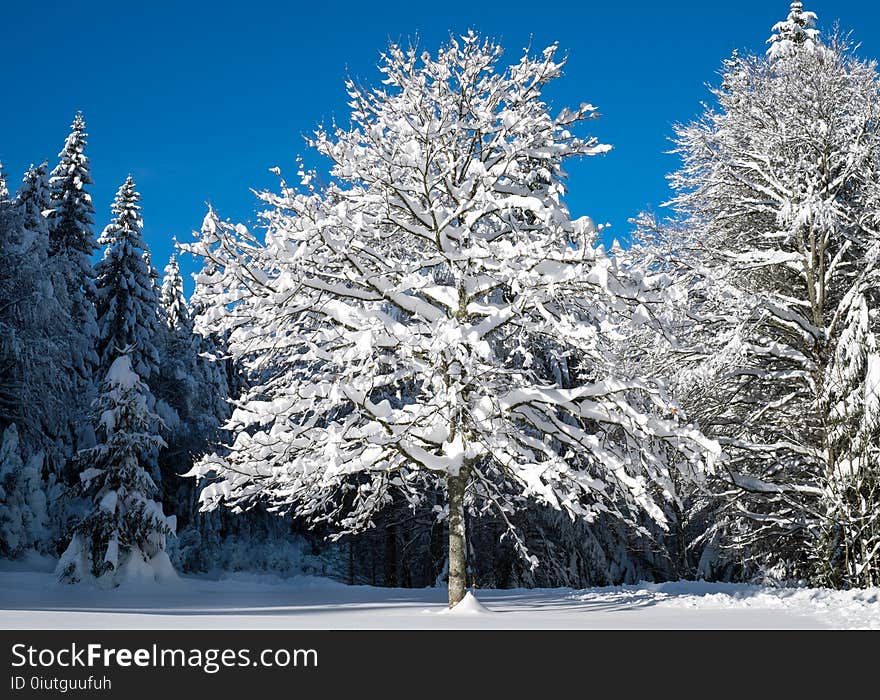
[384,520,398,587]
[447,469,469,607]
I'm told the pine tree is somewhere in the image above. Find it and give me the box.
[154,252,198,517]
[767,2,821,60]
[187,236,236,432]
[156,252,192,427]
[0,164,39,431]
[47,113,99,459]
[57,353,175,586]
[49,113,96,258]
[94,177,161,380]
[16,163,52,243]
[48,111,98,348]
[160,251,190,333]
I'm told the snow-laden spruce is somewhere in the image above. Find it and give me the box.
[767,1,821,61]
[58,354,176,587]
[185,33,718,606]
[47,112,99,399]
[94,176,161,381]
[160,252,188,333]
[156,252,195,436]
[636,3,880,586]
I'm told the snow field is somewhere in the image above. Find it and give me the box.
[1,560,876,630]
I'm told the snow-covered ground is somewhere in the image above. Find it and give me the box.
[1,557,877,629]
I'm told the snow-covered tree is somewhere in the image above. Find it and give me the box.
[186,34,717,606]
[0,424,47,558]
[1,164,71,446]
[15,163,52,236]
[94,176,161,380]
[0,160,74,498]
[58,353,175,586]
[767,2,820,61]
[160,251,190,333]
[0,160,82,556]
[47,112,99,388]
[821,247,880,587]
[639,4,880,585]
[46,113,100,480]
[156,252,193,432]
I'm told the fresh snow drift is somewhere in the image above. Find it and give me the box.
[441,591,492,615]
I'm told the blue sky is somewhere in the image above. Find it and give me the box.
[1,1,875,292]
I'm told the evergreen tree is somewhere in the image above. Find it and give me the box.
[5,164,69,441]
[57,353,175,586]
[767,2,820,60]
[160,251,190,333]
[48,111,98,351]
[187,238,237,436]
[94,176,161,380]
[156,252,192,427]
[49,113,96,260]
[47,113,99,458]
[15,163,51,233]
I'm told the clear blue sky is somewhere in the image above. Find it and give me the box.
[1,1,875,292]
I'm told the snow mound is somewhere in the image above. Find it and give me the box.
[118,550,180,587]
[443,591,492,615]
